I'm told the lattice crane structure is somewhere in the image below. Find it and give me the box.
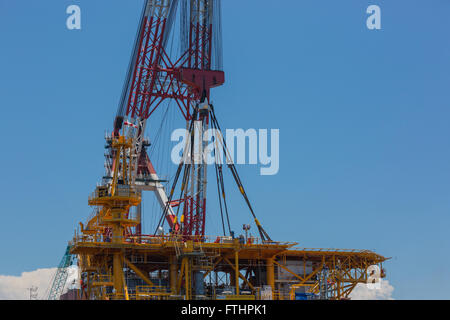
[68,0,388,300]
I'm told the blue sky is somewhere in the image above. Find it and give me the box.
[1,0,450,299]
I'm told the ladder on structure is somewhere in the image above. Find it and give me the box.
[173,235,182,258]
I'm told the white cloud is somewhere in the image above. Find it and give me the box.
[0,266,392,300]
[0,266,79,300]
[349,279,395,300]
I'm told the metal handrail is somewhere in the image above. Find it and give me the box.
[72,232,299,248]
[136,285,170,294]
[293,247,375,254]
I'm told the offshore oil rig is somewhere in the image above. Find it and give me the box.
[47,0,387,300]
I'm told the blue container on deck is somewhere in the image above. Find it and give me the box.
[295,293,316,300]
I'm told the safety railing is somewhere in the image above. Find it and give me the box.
[104,293,125,300]
[72,233,298,248]
[291,247,375,254]
[72,234,109,244]
[88,186,140,202]
[91,274,113,288]
[272,291,291,300]
[216,294,256,300]
[135,286,171,300]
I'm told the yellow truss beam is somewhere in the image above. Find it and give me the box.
[203,257,223,279]
[272,260,304,282]
[223,257,255,292]
[123,257,154,287]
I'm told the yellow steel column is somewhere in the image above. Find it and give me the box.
[230,271,235,289]
[235,250,240,295]
[177,258,186,295]
[112,219,122,244]
[170,256,178,294]
[122,272,129,300]
[266,258,275,299]
[86,271,91,299]
[113,252,124,298]
[337,267,343,300]
[185,258,191,300]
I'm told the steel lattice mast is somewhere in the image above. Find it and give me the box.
[108,0,224,238]
[47,245,74,300]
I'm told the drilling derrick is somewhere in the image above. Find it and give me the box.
[111,0,223,239]
[68,0,389,300]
